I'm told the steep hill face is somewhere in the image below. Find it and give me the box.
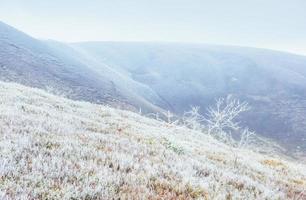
[0,22,165,113]
[0,81,305,199]
[72,42,306,154]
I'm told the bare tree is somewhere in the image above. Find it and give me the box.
[205,96,250,134]
[182,95,255,148]
[203,96,252,145]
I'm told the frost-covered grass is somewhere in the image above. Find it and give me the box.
[0,81,305,200]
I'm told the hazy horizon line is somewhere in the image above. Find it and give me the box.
[2,20,306,57]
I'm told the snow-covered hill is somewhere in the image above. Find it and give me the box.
[0,81,305,199]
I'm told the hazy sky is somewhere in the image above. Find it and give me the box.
[1,0,306,55]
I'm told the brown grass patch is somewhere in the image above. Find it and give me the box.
[149,179,208,200]
[261,159,285,168]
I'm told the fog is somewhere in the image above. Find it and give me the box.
[1,0,306,55]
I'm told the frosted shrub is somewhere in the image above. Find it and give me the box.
[162,110,179,125]
[182,106,205,131]
[182,96,254,148]
[204,96,252,146]
[238,128,255,148]
[205,96,249,134]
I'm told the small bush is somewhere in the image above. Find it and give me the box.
[182,95,255,148]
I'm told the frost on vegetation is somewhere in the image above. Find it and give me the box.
[160,95,255,149]
[0,81,306,200]
[182,106,205,131]
[204,96,254,148]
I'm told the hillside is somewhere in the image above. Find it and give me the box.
[0,81,305,199]
[1,20,306,156]
[0,21,165,113]
[72,42,306,154]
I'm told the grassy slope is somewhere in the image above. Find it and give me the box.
[0,81,305,200]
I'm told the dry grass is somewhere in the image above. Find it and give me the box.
[0,81,305,199]
[261,159,285,168]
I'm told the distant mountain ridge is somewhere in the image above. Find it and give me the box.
[0,21,166,113]
[1,21,306,155]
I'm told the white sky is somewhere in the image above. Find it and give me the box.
[1,0,306,55]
